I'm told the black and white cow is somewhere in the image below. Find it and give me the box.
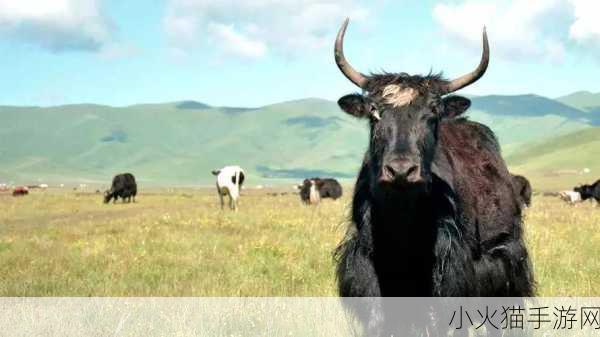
[559,190,582,204]
[212,165,245,211]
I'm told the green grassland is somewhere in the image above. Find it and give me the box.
[0,188,597,296]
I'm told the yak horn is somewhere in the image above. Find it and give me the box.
[335,18,368,88]
[444,27,489,93]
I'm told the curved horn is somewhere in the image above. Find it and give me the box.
[444,27,489,93]
[335,18,368,88]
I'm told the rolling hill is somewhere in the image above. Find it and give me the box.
[506,127,600,191]
[556,91,600,112]
[0,93,597,188]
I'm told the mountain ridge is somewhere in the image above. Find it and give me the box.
[0,94,596,188]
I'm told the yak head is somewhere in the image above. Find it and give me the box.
[103,190,112,204]
[574,184,592,198]
[335,18,488,198]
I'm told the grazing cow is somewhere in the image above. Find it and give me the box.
[559,190,582,204]
[104,173,137,204]
[511,174,532,207]
[298,179,321,205]
[574,179,600,205]
[212,166,245,211]
[12,186,28,196]
[298,178,343,204]
[331,19,533,333]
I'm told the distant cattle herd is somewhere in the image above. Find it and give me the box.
[3,169,598,210]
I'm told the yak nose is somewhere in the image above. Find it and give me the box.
[381,158,422,184]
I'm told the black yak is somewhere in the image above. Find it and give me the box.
[104,173,137,204]
[332,18,534,334]
[298,178,343,204]
[574,179,600,204]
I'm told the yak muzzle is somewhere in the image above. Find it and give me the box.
[379,158,423,186]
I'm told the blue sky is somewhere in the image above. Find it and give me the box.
[0,0,599,107]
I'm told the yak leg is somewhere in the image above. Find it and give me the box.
[232,189,240,212]
[228,195,234,210]
[217,184,224,210]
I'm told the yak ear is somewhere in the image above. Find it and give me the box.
[338,94,372,119]
[441,96,471,119]
[211,170,220,176]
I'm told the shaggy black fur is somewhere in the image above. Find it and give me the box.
[511,174,532,207]
[335,72,535,335]
[104,173,137,204]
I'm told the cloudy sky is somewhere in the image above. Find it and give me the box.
[0,0,599,107]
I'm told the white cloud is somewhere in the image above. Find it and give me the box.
[569,0,600,45]
[0,0,113,52]
[164,0,369,59]
[433,0,574,63]
[433,0,600,61]
[207,23,267,59]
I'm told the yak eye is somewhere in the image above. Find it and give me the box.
[369,103,381,121]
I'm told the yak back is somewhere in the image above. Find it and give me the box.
[316,178,343,199]
[112,173,137,193]
[575,179,600,200]
[433,118,521,245]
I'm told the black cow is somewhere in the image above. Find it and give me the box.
[104,173,137,204]
[332,19,534,335]
[511,174,532,207]
[298,178,343,204]
[574,179,600,204]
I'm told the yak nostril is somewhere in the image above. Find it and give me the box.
[384,164,397,179]
[406,165,419,179]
